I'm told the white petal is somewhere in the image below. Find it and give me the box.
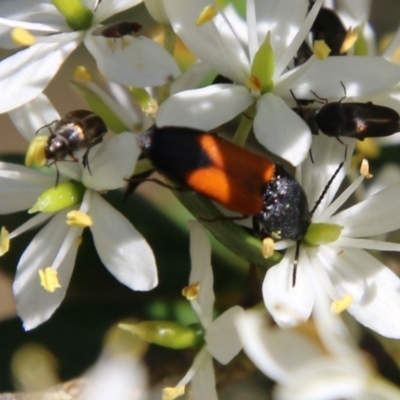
[366,164,400,196]
[275,356,367,400]
[156,84,253,130]
[13,210,79,330]
[8,93,60,141]
[236,311,322,382]
[93,0,143,24]
[188,220,214,326]
[325,246,400,338]
[254,94,311,166]
[331,182,400,237]
[171,61,213,94]
[0,32,81,112]
[275,57,400,100]
[80,354,148,400]
[298,135,354,218]
[253,0,308,61]
[191,352,218,400]
[164,0,250,83]
[0,163,55,214]
[206,306,243,365]
[263,248,314,327]
[82,132,139,190]
[89,193,158,291]
[84,32,180,87]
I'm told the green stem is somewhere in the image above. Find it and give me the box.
[232,105,256,146]
[174,190,282,270]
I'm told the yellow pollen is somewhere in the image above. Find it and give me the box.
[182,282,200,300]
[25,136,47,167]
[196,5,218,26]
[73,65,93,82]
[331,294,353,314]
[340,27,360,54]
[313,40,331,60]
[39,267,61,293]
[360,159,373,179]
[245,76,262,92]
[162,386,185,400]
[10,27,36,46]
[262,237,275,258]
[76,236,83,246]
[66,211,93,227]
[0,227,10,256]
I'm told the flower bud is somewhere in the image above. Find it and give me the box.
[119,321,204,349]
[28,181,85,214]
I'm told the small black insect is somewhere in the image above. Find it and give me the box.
[92,21,142,49]
[97,21,142,38]
[39,110,107,184]
[292,84,400,141]
[295,3,347,65]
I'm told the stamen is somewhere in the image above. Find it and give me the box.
[245,76,262,92]
[313,40,331,60]
[340,27,360,54]
[25,136,47,167]
[196,5,218,27]
[162,386,185,400]
[262,237,275,258]
[10,27,36,46]
[182,282,200,300]
[360,159,373,179]
[66,210,93,227]
[39,267,61,293]
[331,294,353,314]
[0,227,10,256]
[73,65,93,82]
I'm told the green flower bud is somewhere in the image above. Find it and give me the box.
[119,321,205,349]
[51,0,93,31]
[304,222,343,246]
[28,181,85,214]
[249,31,274,93]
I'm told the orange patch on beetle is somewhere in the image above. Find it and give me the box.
[185,134,275,215]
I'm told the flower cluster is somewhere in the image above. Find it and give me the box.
[1,0,400,398]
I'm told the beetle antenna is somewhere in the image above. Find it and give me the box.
[310,161,344,216]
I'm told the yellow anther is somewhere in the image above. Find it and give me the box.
[196,5,218,27]
[66,210,93,227]
[331,294,353,314]
[25,136,47,167]
[313,40,331,60]
[39,267,61,293]
[245,76,262,92]
[162,386,185,400]
[0,227,10,256]
[10,27,36,46]
[262,237,275,258]
[182,282,200,300]
[340,27,360,54]
[360,159,373,179]
[73,65,93,82]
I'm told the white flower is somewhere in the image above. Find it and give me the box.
[164,221,243,400]
[236,275,400,400]
[156,0,400,166]
[263,135,400,338]
[0,0,180,113]
[0,97,157,330]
